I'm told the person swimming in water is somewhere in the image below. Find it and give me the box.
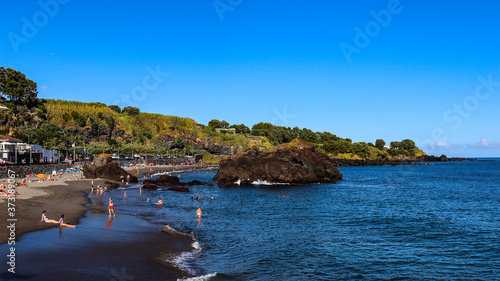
[40,211,59,224]
[155,198,163,206]
[58,214,76,228]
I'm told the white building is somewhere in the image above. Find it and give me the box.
[0,135,59,163]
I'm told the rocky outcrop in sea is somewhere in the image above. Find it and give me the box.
[213,139,343,186]
[83,155,138,182]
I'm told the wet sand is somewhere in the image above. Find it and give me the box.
[0,205,194,281]
[0,164,217,280]
[0,173,96,244]
[0,164,216,244]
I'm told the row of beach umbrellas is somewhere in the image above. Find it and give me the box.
[26,167,82,178]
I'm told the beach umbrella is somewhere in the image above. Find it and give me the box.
[37,174,45,178]
[76,165,81,168]
[65,169,71,172]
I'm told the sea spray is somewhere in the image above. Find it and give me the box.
[160,225,203,277]
[177,272,218,281]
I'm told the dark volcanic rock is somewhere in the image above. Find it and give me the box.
[104,181,120,189]
[142,180,160,190]
[330,158,412,167]
[415,154,471,162]
[213,139,343,186]
[150,175,208,187]
[155,175,180,186]
[184,180,207,186]
[167,187,190,192]
[83,156,138,182]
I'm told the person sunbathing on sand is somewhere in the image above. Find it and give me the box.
[58,214,76,228]
[40,211,59,224]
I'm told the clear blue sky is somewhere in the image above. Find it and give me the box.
[1,0,499,157]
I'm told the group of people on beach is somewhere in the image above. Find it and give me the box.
[40,211,76,228]
[120,174,131,185]
[0,189,20,197]
[91,180,108,194]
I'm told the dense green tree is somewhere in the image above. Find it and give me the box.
[89,118,98,131]
[390,141,402,149]
[174,137,185,149]
[299,128,317,143]
[208,119,221,128]
[62,112,71,122]
[375,139,386,150]
[0,67,38,107]
[32,123,71,149]
[104,116,115,136]
[122,106,140,116]
[208,119,230,129]
[107,138,120,147]
[401,139,416,150]
[230,124,251,134]
[108,105,121,113]
[352,142,370,158]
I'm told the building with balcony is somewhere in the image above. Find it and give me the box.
[0,134,59,164]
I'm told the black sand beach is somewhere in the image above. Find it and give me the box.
[0,164,214,281]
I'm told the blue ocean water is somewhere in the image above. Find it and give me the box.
[111,159,500,280]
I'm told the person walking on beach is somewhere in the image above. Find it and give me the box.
[58,214,76,228]
[196,206,202,218]
[40,211,59,224]
[109,198,115,216]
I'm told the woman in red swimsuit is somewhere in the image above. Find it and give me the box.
[108,197,115,216]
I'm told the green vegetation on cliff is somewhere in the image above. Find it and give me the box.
[0,67,425,160]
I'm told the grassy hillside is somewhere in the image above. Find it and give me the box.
[4,99,425,161]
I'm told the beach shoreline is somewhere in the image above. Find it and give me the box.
[0,163,217,244]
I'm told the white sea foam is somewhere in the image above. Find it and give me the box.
[161,224,189,237]
[251,179,290,185]
[153,172,170,176]
[168,235,204,278]
[235,178,241,186]
[192,241,202,251]
[171,251,198,276]
[177,273,218,281]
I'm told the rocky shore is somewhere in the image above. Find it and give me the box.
[214,139,343,186]
[330,154,474,167]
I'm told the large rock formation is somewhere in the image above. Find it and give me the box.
[213,139,343,186]
[141,175,208,191]
[83,155,138,182]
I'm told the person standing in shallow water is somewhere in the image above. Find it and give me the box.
[196,206,202,218]
[109,198,115,216]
